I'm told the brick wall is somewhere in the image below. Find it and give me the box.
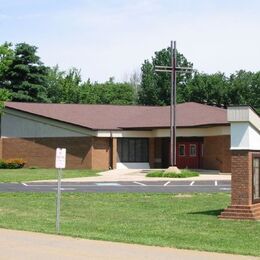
[92,137,110,170]
[203,135,231,172]
[1,137,111,170]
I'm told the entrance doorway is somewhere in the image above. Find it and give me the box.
[161,137,203,169]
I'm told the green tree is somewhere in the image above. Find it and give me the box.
[3,43,49,102]
[182,72,229,106]
[80,78,135,105]
[227,70,260,107]
[0,88,12,113]
[0,42,14,87]
[138,47,193,105]
[46,66,82,103]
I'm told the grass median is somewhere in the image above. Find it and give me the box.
[0,168,100,183]
[0,192,259,256]
[146,169,199,178]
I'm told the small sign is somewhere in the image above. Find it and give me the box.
[55,148,66,169]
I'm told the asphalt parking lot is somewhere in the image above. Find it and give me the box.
[0,180,231,193]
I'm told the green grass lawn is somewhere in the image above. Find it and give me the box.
[0,168,100,183]
[0,192,259,256]
[146,169,199,178]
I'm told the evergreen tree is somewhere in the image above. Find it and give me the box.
[4,43,49,102]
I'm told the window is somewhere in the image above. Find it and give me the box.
[117,138,149,162]
[179,145,185,156]
[253,155,260,203]
[190,144,196,156]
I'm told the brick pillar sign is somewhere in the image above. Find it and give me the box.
[219,150,260,220]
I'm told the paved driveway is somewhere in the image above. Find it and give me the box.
[32,169,231,183]
[0,180,231,193]
[0,228,257,260]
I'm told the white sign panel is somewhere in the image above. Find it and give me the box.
[55,148,66,169]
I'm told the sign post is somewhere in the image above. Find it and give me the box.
[55,148,66,234]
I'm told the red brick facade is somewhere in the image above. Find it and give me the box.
[0,135,232,172]
[219,151,260,220]
[203,135,231,172]
[0,137,111,170]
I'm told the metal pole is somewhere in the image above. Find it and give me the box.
[56,168,61,234]
[170,40,174,166]
[173,41,177,166]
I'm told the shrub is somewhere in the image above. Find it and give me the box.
[0,158,26,169]
[146,170,199,178]
[0,160,6,169]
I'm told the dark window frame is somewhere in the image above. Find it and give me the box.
[252,153,260,204]
[117,138,149,163]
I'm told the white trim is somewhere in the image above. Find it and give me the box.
[96,130,152,138]
[97,126,230,138]
[228,106,260,150]
[230,147,260,151]
[228,106,260,130]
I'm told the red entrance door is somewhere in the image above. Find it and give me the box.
[176,141,202,169]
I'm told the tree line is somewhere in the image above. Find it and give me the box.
[0,42,135,106]
[0,42,260,112]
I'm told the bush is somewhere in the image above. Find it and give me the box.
[0,158,26,169]
[146,170,199,178]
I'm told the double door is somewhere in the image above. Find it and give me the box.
[161,138,203,169]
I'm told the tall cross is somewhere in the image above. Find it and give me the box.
[155,41,193,167]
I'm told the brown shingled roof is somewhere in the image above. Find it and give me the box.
[5,102,228,130]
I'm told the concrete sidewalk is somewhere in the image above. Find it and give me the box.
[0,228,256,260]
[33,169,231,183]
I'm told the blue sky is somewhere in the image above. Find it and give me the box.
[0,0,260,82]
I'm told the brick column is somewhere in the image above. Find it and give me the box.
[112,138,117,169]
[231,151,252,205]
[149,138,155,168]
[219,150,260,220]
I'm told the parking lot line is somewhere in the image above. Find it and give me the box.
[95,183,121,186]
[133,181,147,186]
[52,188,75,191]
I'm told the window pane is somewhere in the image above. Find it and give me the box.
[117,138,149,162]
[254,158,259,167]
[143,139,148,162]
[129,139,136,162]
[190,145,196,156]
[122,139,129,162]
[253,158,260,200]
[135,139,142,162]
[179,145,185,156]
